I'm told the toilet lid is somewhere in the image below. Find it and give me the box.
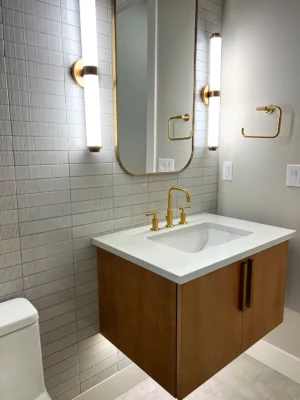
[0,298,38,337]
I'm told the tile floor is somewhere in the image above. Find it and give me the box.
[115,354,300,400]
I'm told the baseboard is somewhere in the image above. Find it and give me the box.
[246,339,300,384]
[74,364,148,400]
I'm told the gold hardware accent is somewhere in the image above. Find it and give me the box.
[112,0,198,176]
[72,58,84,88]
[146,211,160,231]
[239,261,248,313]
[88,146,102,152]
[201,85,210,106]
[168,114,193,141]
[201,85,221,106]
[179,205,191,225]
[166,209,174,228]
[211,32,221,39]
[83,65,99,76]
[166,187,191,228]
[210,90,221,97]
[256,106,273,115]
[242,105,283,138]
[71,58,99,88]
[246,259,254,308]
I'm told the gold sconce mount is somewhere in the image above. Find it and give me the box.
[71,58,99,88]
[201,85,221,106]
[201,85,210,106]
[72,59,84,88]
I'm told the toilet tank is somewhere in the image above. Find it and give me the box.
[0,298,49,400]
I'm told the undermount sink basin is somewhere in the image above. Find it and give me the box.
[148,222,252,254]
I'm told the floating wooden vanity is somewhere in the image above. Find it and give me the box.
[97,242,288,399]
[93,214,295,399]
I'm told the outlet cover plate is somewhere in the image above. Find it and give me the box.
[223,162,233,181]
[286,165,300,187]
[158,158,175,172]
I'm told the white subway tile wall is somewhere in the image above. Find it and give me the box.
[0,0,222,398]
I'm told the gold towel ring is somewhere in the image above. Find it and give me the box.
[242,105,283,138]
[168,114,193,141]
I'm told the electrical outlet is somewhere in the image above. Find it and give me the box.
[223,162,233,181]
[158,158,175,172]
[286,165,300,187]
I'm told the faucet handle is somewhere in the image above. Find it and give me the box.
[146,211,160,231]
[178,205,191,225]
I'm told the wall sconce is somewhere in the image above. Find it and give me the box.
[201,33,222,151]
[72,0,102,152]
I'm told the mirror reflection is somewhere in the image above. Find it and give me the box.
[114,0,197,175]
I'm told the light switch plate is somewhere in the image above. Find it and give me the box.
[158,158,175,172]
[286,165,300,187]
[223,162,233,181]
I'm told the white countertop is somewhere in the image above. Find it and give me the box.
[92,213,296,284]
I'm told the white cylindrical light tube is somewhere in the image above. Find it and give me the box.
[79,0,102,151]
[207,33,222,151]
[209,34,222,92]
[207,97,220,150]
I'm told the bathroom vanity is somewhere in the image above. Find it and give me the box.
[92,214,296,400]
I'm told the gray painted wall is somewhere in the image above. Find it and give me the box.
[0,0,221,398]
[219,0,300,356]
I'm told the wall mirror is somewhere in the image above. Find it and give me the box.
[113,0,197,175]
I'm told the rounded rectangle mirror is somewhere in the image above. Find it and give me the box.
[113,0,198,175]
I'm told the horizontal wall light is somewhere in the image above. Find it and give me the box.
[72,0,102,152]
[201,33,222,151]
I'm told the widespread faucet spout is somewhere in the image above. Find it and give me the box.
[168,186,191,209]
[166,186,191,228]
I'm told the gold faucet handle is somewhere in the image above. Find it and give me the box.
[179,205,191,211]
[178,206,191,225]
[146,211,160,231]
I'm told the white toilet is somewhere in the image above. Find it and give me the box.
[0,298,52,400]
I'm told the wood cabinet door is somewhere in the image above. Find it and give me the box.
[241,242,288,352]
[98,249,178,397]
[177,261,243,400]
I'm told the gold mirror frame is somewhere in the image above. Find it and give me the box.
[112,0,198,176]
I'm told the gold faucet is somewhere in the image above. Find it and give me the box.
[166,186,191,228]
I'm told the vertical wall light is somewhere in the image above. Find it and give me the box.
[201,33,222,151]
[72,0,102,152]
